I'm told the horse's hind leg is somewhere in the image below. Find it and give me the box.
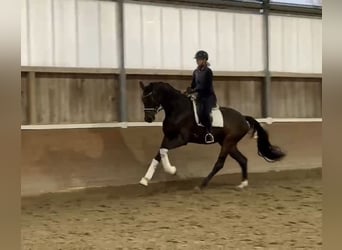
[199,143,231,189]
[230,146,249,189]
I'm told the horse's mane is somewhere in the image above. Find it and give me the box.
[150,81,182,95]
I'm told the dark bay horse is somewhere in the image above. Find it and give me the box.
[139,81,285,189]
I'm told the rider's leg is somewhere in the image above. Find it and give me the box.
[201,99,214,143]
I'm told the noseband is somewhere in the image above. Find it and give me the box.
[142,91,163,114]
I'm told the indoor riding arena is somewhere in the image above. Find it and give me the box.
[21,0,322,249]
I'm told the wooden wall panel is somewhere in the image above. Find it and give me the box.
[215,77,262,117]
[29,73,119,124]
[271,78,322,118]
[21,72,322,125]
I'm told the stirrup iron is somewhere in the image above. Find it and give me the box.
[205,133,214,144]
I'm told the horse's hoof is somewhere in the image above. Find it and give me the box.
[168,166,177,175]
[139,177,149,187]
[236,180,248,190]
[175,172,184,179]
[193,186,203,193]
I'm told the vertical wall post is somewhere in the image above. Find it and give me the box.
[262,0,271,118]
[27,71,37,124]
[117,0,127,123]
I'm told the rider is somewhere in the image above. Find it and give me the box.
[187,50,217,144]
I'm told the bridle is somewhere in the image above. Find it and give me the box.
[142,91,163,114]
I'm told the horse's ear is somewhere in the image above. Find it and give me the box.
[139,81,144,90]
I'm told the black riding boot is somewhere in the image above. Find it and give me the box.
[199,98,215,144]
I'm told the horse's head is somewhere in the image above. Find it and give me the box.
[139,81,162,123]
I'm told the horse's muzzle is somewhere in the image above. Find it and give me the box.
[145,117,153,123]
[144,114,155,123]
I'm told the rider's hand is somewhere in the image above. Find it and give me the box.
[186,87,195,94]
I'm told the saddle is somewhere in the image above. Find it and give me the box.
[188,94,224,128]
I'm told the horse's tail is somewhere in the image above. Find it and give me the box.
[245,116,286,162]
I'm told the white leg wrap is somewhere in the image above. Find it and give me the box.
[139,159,159,186]
[160,148,177,175]
[237,180,249,189]
[253,131,258,139]
[144,159,159,180]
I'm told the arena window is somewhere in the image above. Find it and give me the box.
[270,0,322,7]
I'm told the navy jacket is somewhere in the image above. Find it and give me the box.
[191,66,217,106]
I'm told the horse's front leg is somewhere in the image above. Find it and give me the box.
[139,152,161,186]
[139,134,187,186]
[159,133,189,175]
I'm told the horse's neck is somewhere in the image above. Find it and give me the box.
[159,90,190,116]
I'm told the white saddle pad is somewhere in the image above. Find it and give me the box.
[192,100,224,128]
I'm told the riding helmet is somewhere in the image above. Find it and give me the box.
[194,50,209,60]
